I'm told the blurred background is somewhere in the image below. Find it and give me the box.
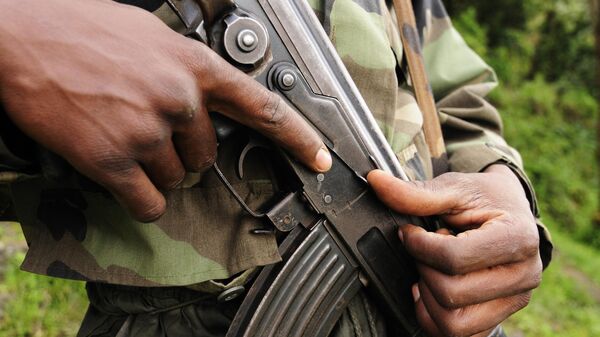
[0,0,598,336]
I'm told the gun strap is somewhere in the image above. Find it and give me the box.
[392,0,448,176]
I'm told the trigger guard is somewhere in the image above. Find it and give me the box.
[237,138,271,180]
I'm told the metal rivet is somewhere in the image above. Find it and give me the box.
[283,215,292,225]
[277,69,297,90]
[242,33,255,47]
[316,173,325,182]
[217,286,246,302]
[237,29,258,52]
[323,194,332,204]
[282,73,295,87]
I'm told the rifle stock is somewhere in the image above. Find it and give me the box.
[168,0,432,335]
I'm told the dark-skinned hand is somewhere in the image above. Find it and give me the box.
[367,164,542,337]
[0,0,331,222]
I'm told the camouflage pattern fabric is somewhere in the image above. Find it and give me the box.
[0,0,552,287]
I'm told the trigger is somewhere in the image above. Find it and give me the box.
[237,137,271,180]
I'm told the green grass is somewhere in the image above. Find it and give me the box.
[0,222,87,337]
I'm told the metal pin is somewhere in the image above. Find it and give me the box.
[282,73,296,87]
[237,29,258,52]
[277,69,297,90]
[251,228,276,235]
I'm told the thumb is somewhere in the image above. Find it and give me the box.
[367,170,463,216]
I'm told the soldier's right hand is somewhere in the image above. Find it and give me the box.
[0,0,331,222]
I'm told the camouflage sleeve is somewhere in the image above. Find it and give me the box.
[413,0,552,267]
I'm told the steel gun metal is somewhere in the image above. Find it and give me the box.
[168,0,432,336]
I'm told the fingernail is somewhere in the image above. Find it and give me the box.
[315,148,332,172]
[411,283,420,303]
[398,228,404,243]
[366,169,384,182]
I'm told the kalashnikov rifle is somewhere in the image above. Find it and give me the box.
[166,0,439,336]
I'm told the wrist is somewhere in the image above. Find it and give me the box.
[484,163,522,185]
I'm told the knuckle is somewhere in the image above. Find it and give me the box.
[191,42,219,70]
[529,272,543,290]
[154,74,200,121]
[499,217,539,259]
[519,230,540,257]
[512,292,532,312]
[163,171,186,190]
[187,42,231,92]
[256,93,291,131]
[519,255,544,291]
[169,75,199,110]
[195,152,217,172]
[187,144,217,173]
[435,284,463,309]
[526,260,543,290]
[445,263,466,276]
[137,198,167,222]
[534,255,544,276]
[88,151,138,182]
[132,126,169,152]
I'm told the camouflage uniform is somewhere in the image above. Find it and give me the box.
[0,0,552,336]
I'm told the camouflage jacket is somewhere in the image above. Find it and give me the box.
[0,0,552,288]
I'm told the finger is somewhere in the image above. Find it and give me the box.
[419,281,532,337]
[417,256,543,309]
[413,284,445,337]
[196,46,331,172]
[399,223,539,275]
[436,227,452,235]
[81,157,166,222]
[367,170,464,216]
[140,139,186,190]
[172,107,217,172]
[414,284,494,337]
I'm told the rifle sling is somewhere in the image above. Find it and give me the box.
[392,0,448,176]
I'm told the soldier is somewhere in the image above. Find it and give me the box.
[0,0,552,337]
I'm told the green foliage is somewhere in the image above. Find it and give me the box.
[528,2,597,95]
[491,77,599,246]
[451,1,599,335]
[451,0,600,249]
[449,0,598,96]
[450,8,488,57]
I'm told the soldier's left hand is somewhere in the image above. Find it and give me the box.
[367,165,542,337]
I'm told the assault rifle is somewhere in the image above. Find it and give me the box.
[167,0,436,336]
